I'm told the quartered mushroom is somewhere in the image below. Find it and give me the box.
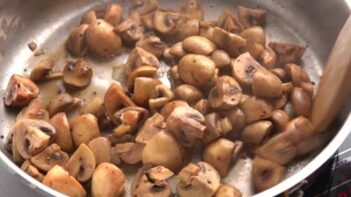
[13,119,53,159]
[30,60,62,82]
[222,107,246,133]
[129,0,159,16]
[180,0,204,20]
[203,112,232,143]
[211,49,231,69]
[81,10,97,25]
[259,47,277,69]
[240,121,273,144]
[160,100,189,120]
[269,42,306,67]
[174,84,203,104]
[86,19,122,59]
[91,162,126,197]
[231,52,262,86]
[65,143,96,182]
[125,47,160,75]
[176,18,200,41]
[50,112,74,153]
[291,87,312,117]
[5,75,40,107]
[284,63,311,87]
[194,99,211,116]
[240,96,273,123]
[132,77,161,106]
[136,36,167,58]
[215,184,242,197]
[240,26,266,59]
[80,96,105,117]
[43,165,87,197]
[136,113,166,144]
[237,5,267,28]
[16,98,49,122]
[252,157,285,192]
[169,42,186,59]
[271,110,290,132]
[127,65,158,89]
[217,9,243,34]
[131,165,174,197]
[208,75,243,109]
[116,13,145,45]
[212,27,247,57]
[252,69,283,98]
[177,162,221,197]
[47,92,81,116]
[115,142,145,164]
[70,114,101,147]
[88,137,111,165]
[149,85,174,110]
[66,24,89,57]
[203,138,237,177]
[21,160,44,182]
[166,106,206,147]
[153,10,181,35]
[182,36,217,56]
[142,131,183,172]
[30,143,69,172]
[113,106,148,137]
[178,54,216,87]
[104,3,124,27]
[63,59,93,89]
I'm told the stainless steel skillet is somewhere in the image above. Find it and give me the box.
[0,0,350,196]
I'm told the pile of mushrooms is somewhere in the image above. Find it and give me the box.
[4,0,322,196]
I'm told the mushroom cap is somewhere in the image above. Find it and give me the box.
[240,96,273,123]
[81,10,97,25]
[211,49,231,68]
[66,24,89,57]
[116,13,145,45]
[136,113,166,144]
[131,77,161,106]
[215,184,242,197]
[47,93,75,116]
[126,47,160,75]
[136,36,167,58]
[284,63,311,87]
[212,27,247,57]
[49,112,74,153]
[70,114,101,147]
[113,106,149,137]
[231,52,263,86]
[5,75,40,107]
[252,69,283,98]
[160,100,189,120]
[291,87,312,117]
[29,60,55,82]
[117,142,145,164]
[182,36,217,55]
[104,3,124,27]
[240,121,273,144]
[16,98,49,122]
[88,137,111,165]
[174,84,203,104]
[30,143,69,172]
[63,59,93,89]
[153,10,181,35]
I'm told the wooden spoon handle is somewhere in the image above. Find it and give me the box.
[311,15,351,133]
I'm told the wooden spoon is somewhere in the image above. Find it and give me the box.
[311,15,351,133]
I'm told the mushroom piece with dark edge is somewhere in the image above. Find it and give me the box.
[180,0,204,20]
[16,98,49,122]
[5,75,40,107]
[237,5,267,28]
[160,100,189,119]
[149,85,174,111]
[269,42,306,67]
[153,10,181,35]
[63,59,93,89]
[66,24,89,57]
[212,27,247,57]
[132,77,161,106]
[88,137,111,165]
[30,144,69,172]
[240,96,273,123]
[47,93,81,116]
[252,69,283,99]
[116,13,145,45]
[231,52,262,86]
[136,113,166,144]
[49,112,74,153]
[21,160,44,182]
[136,36,167,58]
[203,112,233,143]
[30,60,62,82]
[113,106,149,137]
[70,114,101,147]
[182,36,217,56]
[240,121,273,144]
[104,4,124,27]
[125,47,160,75]
[116,142,145,164]
[174,84,203,105]
[127,65,158,89]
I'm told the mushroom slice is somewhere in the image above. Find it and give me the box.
[130,0,159,15]
[177,162,221,197]
[203,113,232,143]
[104,3,123,27]
[259,47,277,69]
[126,47,160,75]
[50,112,74,153]
[252,69,283,98]
[271,110,290,132]
[237,5,267,28]
[194,99,211,116]
[252,157,285,192]
[5,75,40,107]
[30,60,62,82]
[81,10,97,25]
[231,52,262,86]
[104,83,136,124]
[14,119,53,159]
[222,107,246,133]
[117,142,145,164]
[43,165,86,197]
[30,144,69,172]
[80,96,105,117]
[142,131,183,172]
[66,24,89,57]
[149,85,174,110]
[182,36,217,55]
[180,0,204,20]
[136,113,166,144]
[132,77,161,106]
[92,162,126,197]
[291,87,312,117]
[178,54,216,87]
[65,143,96,182]
[136,36,167,58]
[47,93,81,116]
[284,63,311,87]
[113,106,149,137]
[16,98,49,122]
[63,59,93,89]
[240,96,273,123]
[174,84,203,105]
[215,184,242,197]
[209,76,242,109]
[116,13,145,45]
[211,49,231,69]
[217,9,243,34]
[212,27,247,57]
[132,165,174,197]
[86,19,122,59]
[203,138,236,177]
[21,160,44,182]
[70,114,101,147]
[88,137,111,165]
[127,65,158,89]
[154,10,181,35]
[241,121,273,144]
[166,106,206,147]
[269,42,306,67]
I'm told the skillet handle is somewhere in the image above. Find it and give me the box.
[311,15,351,133]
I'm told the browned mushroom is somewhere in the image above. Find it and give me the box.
[50,112,74,153]
[166,106,206,147]
[104,4,124,27]
[284,63,311,87]
[129,0,159,16]
[217,9,243,34]
[212,27,247,57]
[42,165,87,197]
[116,13,145,45]
[252,69,283,98]
[240,121,273,144]
[211,49,231,69]
[63,59,93,89]
[66,24,89,57]
[115,142,145,164]
[180,0,204,20]
[271,109,290,132]
[30,60,62,82]
[270,94,288,110]
[31,144,69,172]
[194,99,211,116]
[70,114,101,147]
[154,10,181,35]
[176,18,200,41]
[269,42,306,67]
[252,157,285,192]
[113,106,149,137]
[149,85,174,111]
[127,65,158,89]
[169,42,186,59]
[240,26,266,59]
[141,11,156,30]
[231,52,263,86]
[11,133,24,164]
[86,19,122,59]
[88,137,111,165]
[208,75,243,109]
[160,100,189,119]
[240,96,273,123]
[222,107,246,133]
[300,82,314,97]
[182,36,217,55]
[203,113,233,143]
[215,184,242,197]
[65,143,96,182]
[21,160,44,182]
[16,98,49,122]
[291,87,312,117]
[237,6,267,28]
[47,93,81,116]
[132,77,161,106]
[174,84,203,104]
[136,36,167,58]
[125,47,160,75]
[81,11,97,25]
[136,113,166,144]
[177,162,221,197]
[80,96,105,117]
[142,131,183,172]
[270,68,286,80]
[91,162,126,197]
[259,47,277,69]
[5,75,40,107]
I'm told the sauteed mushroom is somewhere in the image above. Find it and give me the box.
[130,0,159,16]
[136,113,166,144]
[63,59,93,89]
[231,52,262,86]
[104,4,124,27]
[177,162,221,197]
[176,18,200,41]
[215,184,242,197]
[115,142,145,164]
[127,65,158,89]
[160,100,189,119]
[240,121,273,144]
[182,36,217,55]
[50,112,74,153]
[132,77,161,106]
[91,162,126,197]
[149,85,174,110]
[284,63,311,87]
[30,60,62,82]
[180,0,204,20]
[212,27,247,57]
[208,76,242,109]
[237,6,267,28]
[70,114,101,147]
[170,42,186,59]
[21,160,44,182]
[88,137,111,165]
[16,99,49,122]
[270,68,286,80]
[65,143,96,182]
[136,36,167,58]
[203,113,233,143]
[47,93,81,116]
[43,165,86,197]
[259,47,277,69]
[31,144,69,172]
[291,87,312,117]
[81,11,97,25]
[240,96,273,123]
[113,106,148,137]
[80,96,105,117]
[217,9,243,34]
[154,10,181,35]
[194,99,211,116]
[271,110,290,132]
[240,26,266,58]
[269,42,306,67]
[211,49,231,69]
[222,107,246,133]
[116,13,145,45]
[126,47,159,75]
[66,24,89,57]
[174,84,203,104]
[5,75,40,107]
[252,69,283,98]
